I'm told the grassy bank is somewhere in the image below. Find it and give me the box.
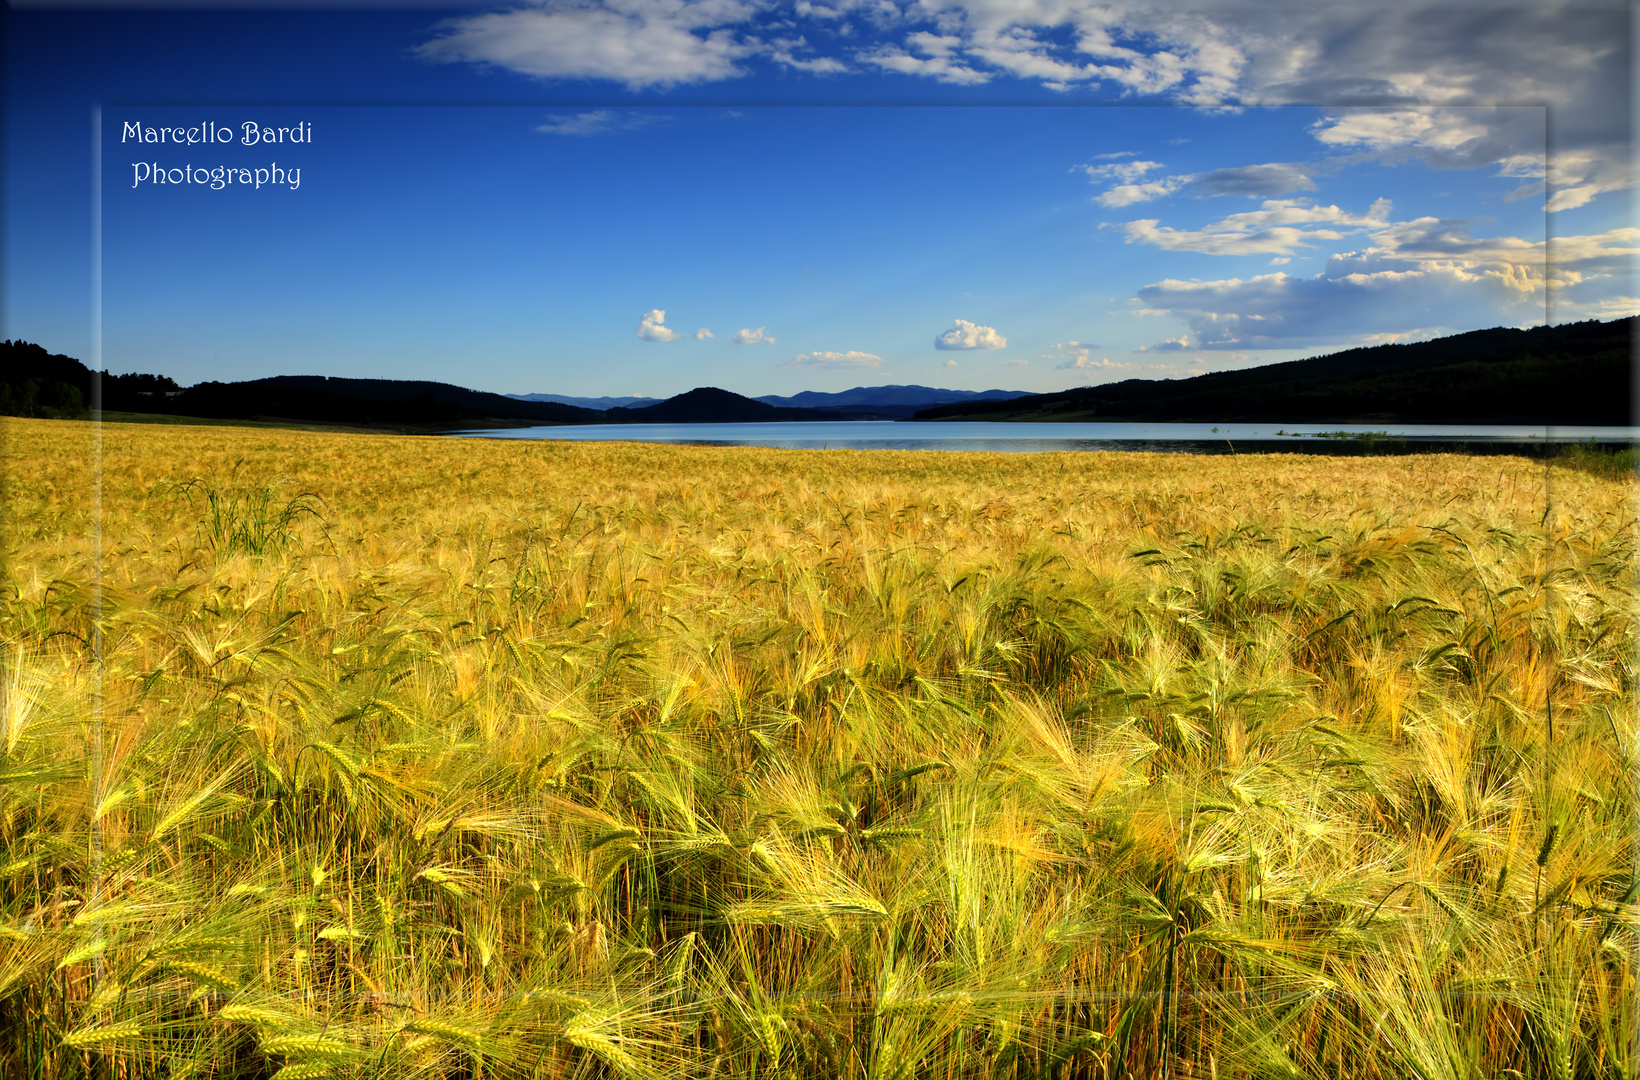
[2,417,1635,1079]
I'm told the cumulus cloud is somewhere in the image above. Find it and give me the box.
[732,326,776,344]
[637,309,684,341]
[934,319,1007,350]
[695,327,714,339]
[1121,198,1393,256]
[783,350,884,368]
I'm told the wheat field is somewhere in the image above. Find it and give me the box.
[1,416,1634,1079]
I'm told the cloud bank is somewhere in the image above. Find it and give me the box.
[420,2,1630,212]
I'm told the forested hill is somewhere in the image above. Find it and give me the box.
[914,317,1635,424]
[0,343,601,426]
[0,340,180,418]
[0,349,875,426]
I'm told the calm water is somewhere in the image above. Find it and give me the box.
[445,420,1640,453]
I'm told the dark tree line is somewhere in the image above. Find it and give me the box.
[0,340,184,418]
[915,317,1636,425]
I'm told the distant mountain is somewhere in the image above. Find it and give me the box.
[914,318,1635,425]
[605,386,881,424]
[756,385,1033,409]
[508,392,659,409]
[502,385,1033,420]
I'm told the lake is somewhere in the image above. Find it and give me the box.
[445,420,1639,453]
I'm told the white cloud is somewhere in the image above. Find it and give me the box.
[770,36,849,74]
[862,43,991,84]
[1121,198,1393,256]
[988,8,1620,207]
[1359,329,1444,345]
[794,0,848,18]
[732,326,776,344]
[1135,268,1497,351]
[1086,160,1316,208]
[695,327,714,339]
[1541,149,1632,211]
[907,31,964,57]
[1095,176,1190,207]
[1311,108,1490,152]
[637,309,684,341]
[1080,159,1165,184]
[1047,340,1130,371]
[1303,104,1622,212]
[966,26,1108,89]
[1496,153,1546,179]
[783,349,884,368]
[418,1,756,90]
[934,319,1007,350]
[1552,295,1640,321]
[1357,217,1550,296]
[536,110,665,136]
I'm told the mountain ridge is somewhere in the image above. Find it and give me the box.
[4,317,1632,428]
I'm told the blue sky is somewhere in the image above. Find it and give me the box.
[6,2,1633,399]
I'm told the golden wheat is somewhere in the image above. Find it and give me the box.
[0,416,1633,1078]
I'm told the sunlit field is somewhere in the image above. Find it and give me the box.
[2,416,1634,1079]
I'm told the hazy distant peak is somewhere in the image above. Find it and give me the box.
[508,392,659,409]
[756,385,1032,409]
